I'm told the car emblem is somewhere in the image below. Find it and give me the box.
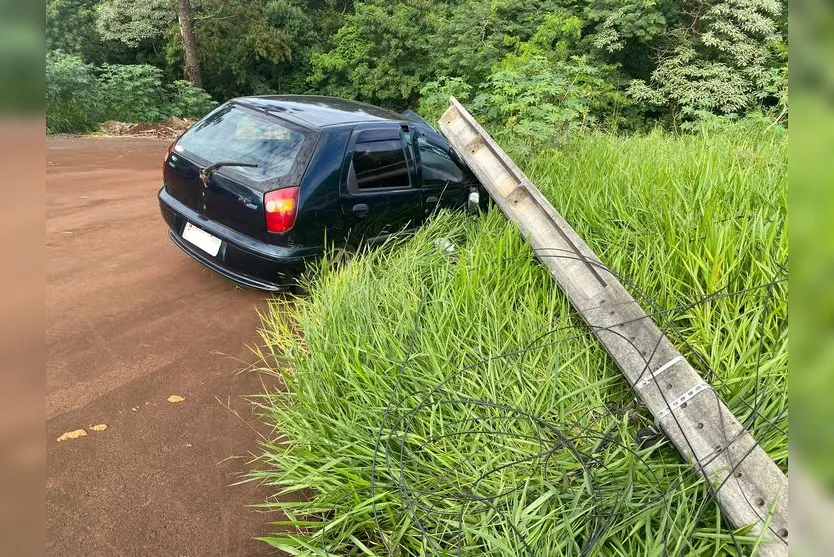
[238,195,258,210]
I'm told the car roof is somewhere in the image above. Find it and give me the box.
[233,95,407,128]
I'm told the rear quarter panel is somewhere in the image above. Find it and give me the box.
[271,127,352,248]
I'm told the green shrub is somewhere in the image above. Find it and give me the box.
[421,14,632,154]
[46,54,218,132]
[46,50,101,133]
[97,63,170,123]
[417,77,473,126]
[167,80,217,119]
[472,55,607,151]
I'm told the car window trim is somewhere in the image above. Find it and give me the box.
[343,124,417,195]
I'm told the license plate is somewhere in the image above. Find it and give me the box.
[182,222,222,256]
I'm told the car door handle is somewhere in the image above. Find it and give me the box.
[352,203,369,218]
[426,196,439,204]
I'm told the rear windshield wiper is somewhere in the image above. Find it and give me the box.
[200,161,259,183]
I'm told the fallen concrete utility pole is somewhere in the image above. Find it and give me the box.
[439,97,788,556]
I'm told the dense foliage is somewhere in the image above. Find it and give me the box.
[47,0,787,134]
[252,122,787,554]
[45,51,101,133]
[46,51,216,133]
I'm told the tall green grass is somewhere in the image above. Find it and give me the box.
[250,121,787,555]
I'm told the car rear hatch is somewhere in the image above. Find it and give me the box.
[163,102,319,242]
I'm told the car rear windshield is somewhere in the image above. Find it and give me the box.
[175,104,310,183]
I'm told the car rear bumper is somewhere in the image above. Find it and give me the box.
[159,187,317,291]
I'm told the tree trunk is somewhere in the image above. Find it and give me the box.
[174,0,202,88]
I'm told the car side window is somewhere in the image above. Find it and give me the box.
[350,139,411,190]
[417,136,466,187]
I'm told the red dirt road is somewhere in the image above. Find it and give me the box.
[47,136,278,556]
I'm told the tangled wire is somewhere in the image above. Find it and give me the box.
[365,246,788,556]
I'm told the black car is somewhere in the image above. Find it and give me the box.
[159,95,482,291]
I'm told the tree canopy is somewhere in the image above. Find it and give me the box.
[46,0,788,130]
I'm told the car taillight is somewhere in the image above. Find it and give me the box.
[264,187,300,233]
[164,139,177,164]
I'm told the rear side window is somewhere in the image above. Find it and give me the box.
[417,136,465,186]
[351,139,411,190]
[176,104,308,182]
